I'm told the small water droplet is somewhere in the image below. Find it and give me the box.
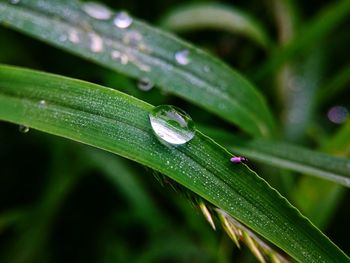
[203,65,210,72]
[68,30,80,43]
[58,35,67,42]
[138,77,153,91]
[113,11,133,29]
[149,105,195,145]
[18,125,29,133]
[123,30,144,49]
[88,32,103,53]
[327,105,348,124]
[175,49,190,65]
[9,0,20,4]
[111,50,128,64]
[39,100,47,108]
[82,2,112,20]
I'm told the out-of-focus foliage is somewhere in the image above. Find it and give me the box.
[0,0,349,262]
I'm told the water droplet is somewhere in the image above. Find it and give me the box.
[18,125,29,133]
[68,30,80,43]
[327,106,348,124]
[203,66,210,72]
[138,77,153,91]
[111,50,128,64]
[88,32,103,53]
[58,35,67,42]
[9,0,20,4]
[113,11,133,29]
[82,2,112,20]
[149,105,195,145]
[175,49,190,65]
[123,30,144,49]
[39,100,47,108]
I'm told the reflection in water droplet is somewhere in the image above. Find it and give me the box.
[9,0,20,4]
[138,77,153,91]
[175,49,190,65]
[88,32,103,53]
[113,12,133,29]
[18,125,29,133]
[327,106,348,124]
[111,50,128,64]
[39,100,47,108]
[82,2,112,20]
[149,105,195,145]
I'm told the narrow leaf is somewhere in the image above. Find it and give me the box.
[160,3,271,49]
[255,0,350,78]
[0,0,274,137]
[291,120,350,228]
[0,64,348,262]
[200,126,350,187]
[317,64,350,106]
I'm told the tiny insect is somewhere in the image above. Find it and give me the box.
[230,156,248,164]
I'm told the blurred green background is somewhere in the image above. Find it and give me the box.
[0,0,349,262]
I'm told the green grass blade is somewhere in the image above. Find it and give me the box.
[231,140,350,187]
[255,0,350,78]
[200,126,350,187]
[0,0,274,138]
[291,120,350,229]
[159,3,271,49]
[0,64,348,262]
[317,64,350,106]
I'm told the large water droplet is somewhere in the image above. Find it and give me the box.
[175,49,190,65]
[113,12,133,29]
[138,77,153,91]
[18,125,29,133]
[82,2,112,20]
[149,105,195,145]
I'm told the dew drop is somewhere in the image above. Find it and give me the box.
[111,50,128,64]
[38,100,47,108]
[327,105,348,124]
[18,125,29,133]
[175,49,190,65]
[138,77,153,91]
[113,11,133,29]
[68,30,80,43]
[123,30,144,49]
[88,32,103,53]
[82,2,112,20]
[58,35,67,42]
[149,105,195,145]
[203,65,210,72]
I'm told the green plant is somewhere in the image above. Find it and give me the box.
[0,0,349,262]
